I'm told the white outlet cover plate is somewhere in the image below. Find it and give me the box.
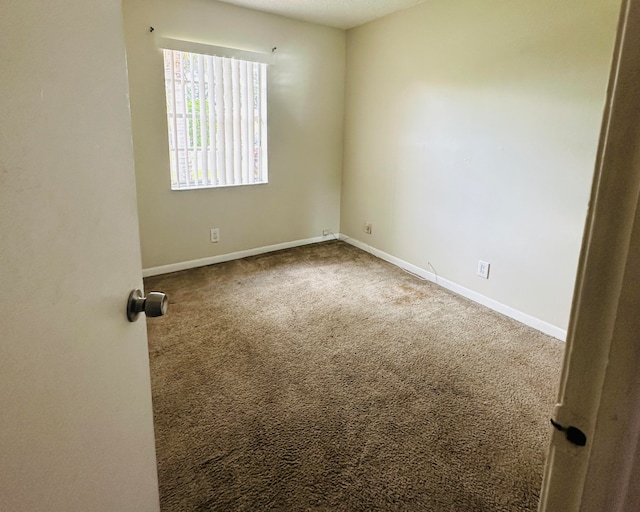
[477,260,490,279]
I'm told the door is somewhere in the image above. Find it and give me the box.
[539,1,640,510]
[0,1,159,511]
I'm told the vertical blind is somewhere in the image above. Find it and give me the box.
[162,49,268,190]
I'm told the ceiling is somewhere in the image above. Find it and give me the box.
[216,0,427,30]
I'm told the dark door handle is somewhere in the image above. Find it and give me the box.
[127,289,168,322]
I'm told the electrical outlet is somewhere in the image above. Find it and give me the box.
[322,229,330,237]
[210,228,220,243]
[477,260,490,279]
[364,222,372,235]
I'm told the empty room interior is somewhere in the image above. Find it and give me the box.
[8,0,640,510]
[124,0,620,510]
[125,0,620,337]
[122,0,622,510]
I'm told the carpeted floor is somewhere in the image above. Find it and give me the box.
[144,241,564,511]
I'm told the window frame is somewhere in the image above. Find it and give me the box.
[158,38,272,191]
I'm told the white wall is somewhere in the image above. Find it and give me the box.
[341,0,620,330]
[123,0,346,269]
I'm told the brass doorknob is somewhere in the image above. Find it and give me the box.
[127,289,168,322]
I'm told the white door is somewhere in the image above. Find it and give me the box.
[0,1,159,511]
[539,0,640,510]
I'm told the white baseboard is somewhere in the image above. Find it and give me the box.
[143,233,566,341]
[142,234,336,278]
[342,236,567,341]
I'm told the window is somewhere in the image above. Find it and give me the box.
[162,46,268,190]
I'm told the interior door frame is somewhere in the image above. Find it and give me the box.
[539,1,640,510]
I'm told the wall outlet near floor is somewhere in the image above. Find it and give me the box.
[322,229,330,237]
[364,222,372,235]
[210,228,220,243]
[477,260,490,279]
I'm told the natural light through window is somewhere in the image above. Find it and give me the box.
[162,48,268,190]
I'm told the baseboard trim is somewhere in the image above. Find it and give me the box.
[142,234,337,278]
[143,233,566,341]
[342,236,567,341]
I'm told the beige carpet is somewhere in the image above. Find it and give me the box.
[144,241,564,511]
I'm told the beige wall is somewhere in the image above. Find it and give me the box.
[125,0,620,331]
[341,0,621,330]
[123,0,345,269]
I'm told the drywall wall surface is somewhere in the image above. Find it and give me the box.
[341,0,621,329]
[123,0,345,268]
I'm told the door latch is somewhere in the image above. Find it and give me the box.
[550,418,587,447]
